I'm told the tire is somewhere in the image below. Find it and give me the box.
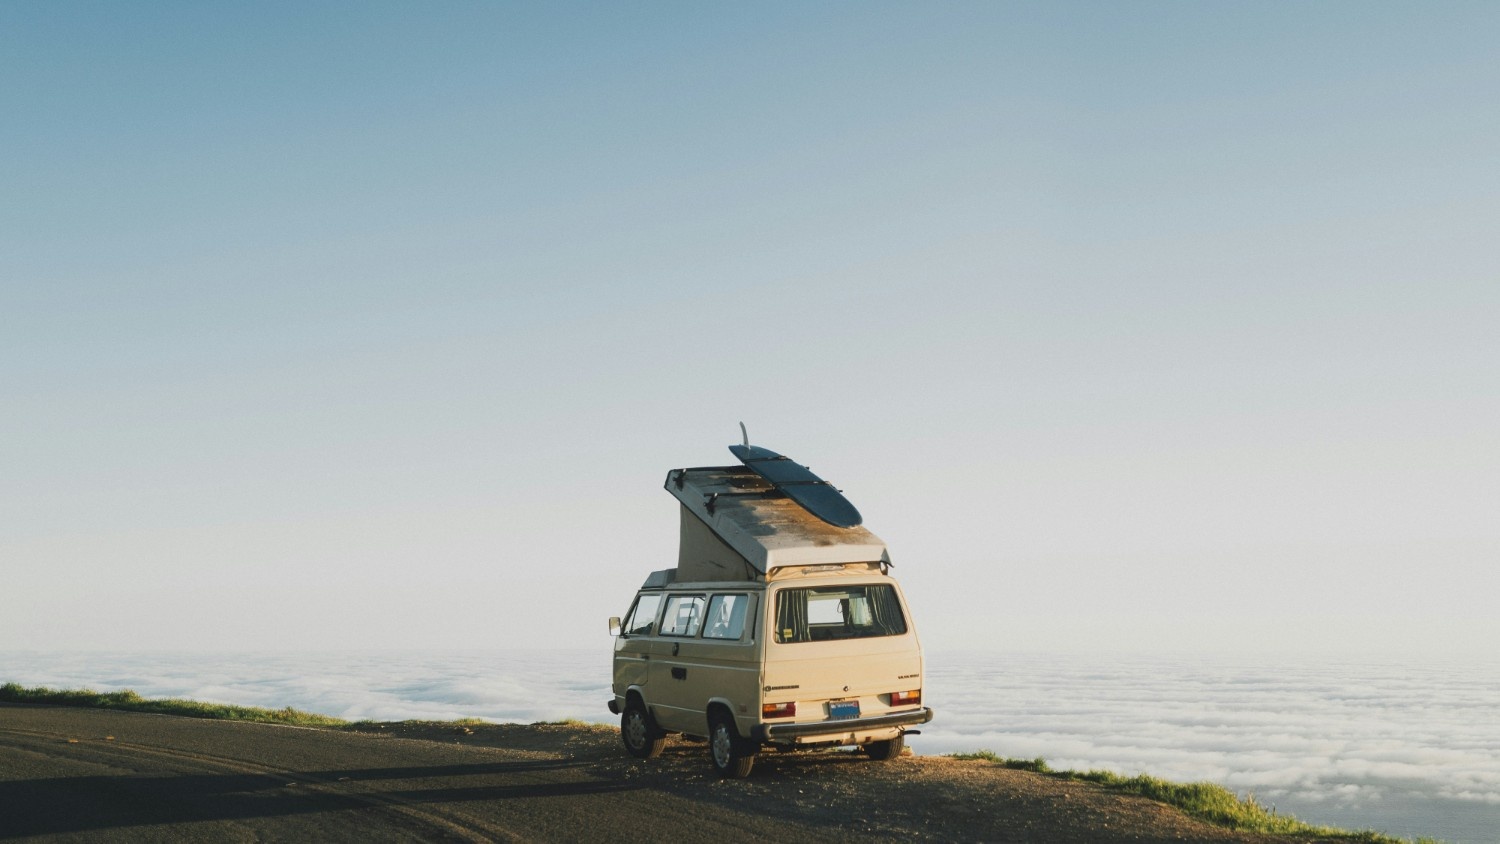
[709,711,756,778]
[621,699,665,759]
[864,734,905,761]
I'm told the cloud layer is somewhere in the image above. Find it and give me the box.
[919,651,1500,842]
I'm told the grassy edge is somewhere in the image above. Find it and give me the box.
[946,751,1441,844]
[1,682,349,727]
[0,683,610,732]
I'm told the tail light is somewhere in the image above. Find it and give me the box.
[890,690,921,706]
[762,702,797,718]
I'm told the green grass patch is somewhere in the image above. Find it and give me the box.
[948,750,1052,772]
[1,682,347,728]
[1,684,611,733]
[945,750,1439,843]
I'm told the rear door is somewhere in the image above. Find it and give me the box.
[762,581,923,730]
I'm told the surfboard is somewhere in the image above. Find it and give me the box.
[728,443,863,528]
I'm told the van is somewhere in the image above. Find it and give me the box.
[607,455,933,777]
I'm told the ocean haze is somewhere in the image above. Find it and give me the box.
[3,649,1495,843]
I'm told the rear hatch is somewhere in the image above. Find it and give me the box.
[762,637,923,727]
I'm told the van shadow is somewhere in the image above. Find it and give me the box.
[0,758,640,839]
[612,739,891,792]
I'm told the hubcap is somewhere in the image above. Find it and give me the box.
[712,723,732,768]
[625,711,647,748]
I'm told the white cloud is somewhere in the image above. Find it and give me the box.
[918,651,1500,841]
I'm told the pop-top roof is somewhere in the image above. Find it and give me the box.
[665,466,887,574]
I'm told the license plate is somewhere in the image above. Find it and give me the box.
[829,700,860,720]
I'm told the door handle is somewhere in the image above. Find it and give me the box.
[672,642,680,656]
[671,667,687,680]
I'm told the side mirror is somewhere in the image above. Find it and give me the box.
[608,616,622,636]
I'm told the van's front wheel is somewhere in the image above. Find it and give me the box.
[709,712,756,778]
[621,700,665,759]
[863,734,905,761]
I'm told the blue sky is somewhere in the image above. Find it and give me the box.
[3,2,1496,653]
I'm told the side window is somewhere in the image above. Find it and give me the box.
[623,593,663,636]
[702,594,749,640]
[659,595,706,638]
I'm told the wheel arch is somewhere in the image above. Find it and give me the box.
[704,698,739,732]
[625,687,665,730]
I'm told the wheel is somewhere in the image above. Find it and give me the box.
[709,711,756,778]
[863,734,905,761]
[621,699,665,759]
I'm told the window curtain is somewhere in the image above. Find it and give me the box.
[776,590,809,643]
[867,586,906,635]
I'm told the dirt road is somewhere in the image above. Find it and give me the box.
[1,704,1329,842]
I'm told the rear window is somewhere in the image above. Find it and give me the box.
[774,584,907,643]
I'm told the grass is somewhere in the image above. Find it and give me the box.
[1,682,348,727]
[949,750,1054,772]
[1,683,600,732]
[946,751,1440,844]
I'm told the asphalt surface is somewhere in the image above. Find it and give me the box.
[0,704,836,843]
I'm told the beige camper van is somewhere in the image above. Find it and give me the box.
[608,459,933,778]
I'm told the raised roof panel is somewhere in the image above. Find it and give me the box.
[665,466,887,574]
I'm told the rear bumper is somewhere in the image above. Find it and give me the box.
[751,707,934,742]
[607,698,621,715]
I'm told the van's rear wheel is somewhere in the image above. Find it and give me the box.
[864,734,904,761]
[709,712,756,778]
[621,699,665,759]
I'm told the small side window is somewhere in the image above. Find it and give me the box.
[623,593,663,636]
[702,594,749,640]
[659,595,706,637]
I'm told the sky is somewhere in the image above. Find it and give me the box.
[3,2,1497,655]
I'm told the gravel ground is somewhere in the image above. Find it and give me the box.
[354,720,1345,843]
